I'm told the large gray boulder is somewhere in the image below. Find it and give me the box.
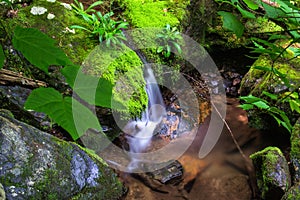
[0,109,124,200]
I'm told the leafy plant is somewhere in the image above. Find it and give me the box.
[216,0,300,132]
[12,26,73,73]
[239,93,293,132]
[156,24,182,58]
[8,26,118,140]
[71,0,103,21]
[70,1,128,47]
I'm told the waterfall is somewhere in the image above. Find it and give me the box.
[124,64,166,170]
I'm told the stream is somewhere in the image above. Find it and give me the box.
[118,97,290,200]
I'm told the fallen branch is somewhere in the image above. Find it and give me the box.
[0,69,47,88]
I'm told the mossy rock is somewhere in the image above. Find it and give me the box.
[240,55,300,96]
[291,117,300,183]
[1,0,96,65]
[0,109,124,200]
[1,0,148,118]
[250,147,291,199]
[239,54,300,129]
[82,43,148,118]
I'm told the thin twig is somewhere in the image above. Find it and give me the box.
[211,101,258,198]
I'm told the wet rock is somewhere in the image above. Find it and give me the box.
[148,160,183,184]
[281,183,300,200]
[0,183,5,200]
[290,118,300,183]
[0,86,48,129]
[131,160,183,192]
[250,147,291,199]
[0,109,123,200]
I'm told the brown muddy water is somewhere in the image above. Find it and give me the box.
[109,97,289,200]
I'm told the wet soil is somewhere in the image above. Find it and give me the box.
[117,98,290,200]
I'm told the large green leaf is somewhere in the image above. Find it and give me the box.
[218,11,244,37]
[25,88,101,140]
[0,44,4,69]
[61,65,125,109]
[12,26,72,73]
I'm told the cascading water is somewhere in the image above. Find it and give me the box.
[124,65,166,170]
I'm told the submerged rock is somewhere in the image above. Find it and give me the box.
[0,109,123,200]
[291,118,300,183]
[250,147,291,199]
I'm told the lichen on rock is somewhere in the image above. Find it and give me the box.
[0,109,124,200]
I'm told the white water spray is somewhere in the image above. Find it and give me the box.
[124,66,166,170]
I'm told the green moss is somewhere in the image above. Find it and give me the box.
[118,0,189,28]
[250,147,291,199]
[83,43,148,118]
[250,146,284,160]
[245,17,283,33]
[2,0,96,65]
[291,118,300,160]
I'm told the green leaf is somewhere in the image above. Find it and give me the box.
[25,88,101,140]
[87,1,103,11]
[218,11,244,37]
[61,65,122,109]
[253,65,272,72]
[253,101,270,109]
[262,91,278,100]
[156,46,164,53]
[70,25,90,32]
[281,121,292,133]
[290,100,300,113]
[171,41,182,54]
[0,44,4,69]
[238,104,254,110]
[12,26,72,73]
[242,0,259,10]
[240,94,264,103]
[237,5,256,18]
